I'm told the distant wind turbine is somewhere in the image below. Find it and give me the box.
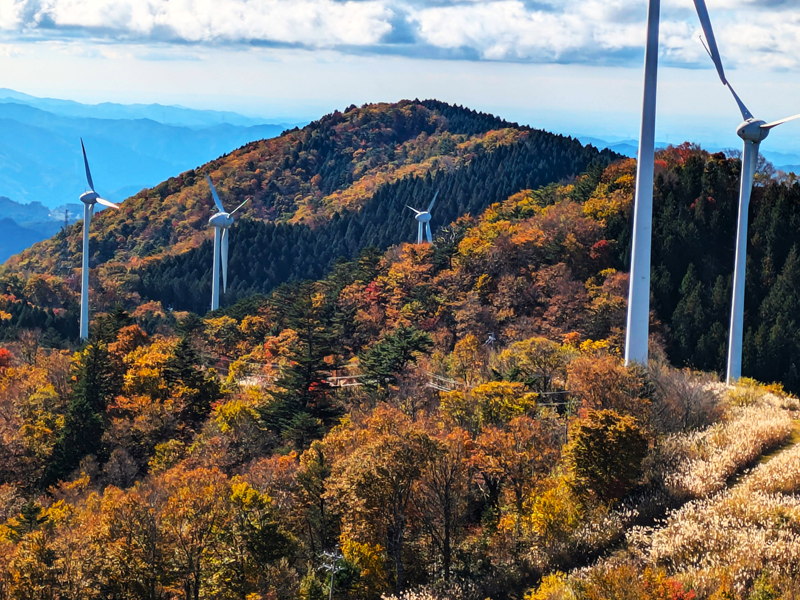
[78,139,120,340]
[692,0,800,383]
[407,191,438,244]
[625,0,661,367]
[207,175,249,311]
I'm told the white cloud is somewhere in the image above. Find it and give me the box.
[0,0,394,46]
[0,0,798,70]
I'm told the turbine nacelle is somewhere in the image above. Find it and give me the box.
[209,212,234,228]
[415,212,432,224]
[737,119,770,144]
[80,190,100,205]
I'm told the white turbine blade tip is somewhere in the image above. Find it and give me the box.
[763,113,800,130]
[693,0,728,84]
[230,198,249,216]
[96,198,120,210]
[81,138,95,191]
[427,190,439,213]
[206,175,225,212]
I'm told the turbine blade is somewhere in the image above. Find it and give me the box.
[692,0,728,85]
[230,198,249,216]
[221,229,229,293]
[727,84,754,122]
[80,138,95,191]
[427,190,439,213]
[95,198,120,210]
[763,113,800,130]
[426,222,432,243]
[406,205,422,215]
[89,203,94,221]
[206,175,226,212]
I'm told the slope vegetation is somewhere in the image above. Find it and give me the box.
[3,100,615,313]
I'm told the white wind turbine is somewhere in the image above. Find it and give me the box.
[692,0,800,383]
[207,175,249,311]
[78,139,120,340]
[625,0,661,367]
[407,191,438,244]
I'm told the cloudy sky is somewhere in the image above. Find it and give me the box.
[0,0,799,150]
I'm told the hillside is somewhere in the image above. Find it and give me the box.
[3,100,616,313]
[2,154,800,598]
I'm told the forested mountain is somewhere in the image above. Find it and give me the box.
[3,100,615,312]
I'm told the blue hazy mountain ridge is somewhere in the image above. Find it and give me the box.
[0,217,51,264]
[0,88,294,128]
[0,91,299,262]
[0,102,289,207]
[579,135,800,170]
[0,196,83,262]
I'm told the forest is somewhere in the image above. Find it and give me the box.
[2,151,800,598]
[4,102,800,598]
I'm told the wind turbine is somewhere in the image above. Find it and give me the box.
[625,0,661,367]
[692,0,800,383]
[78,139,120,340]
[206,175,249,311]
[407,191,438,244]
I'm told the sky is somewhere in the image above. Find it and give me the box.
[0,0,800,152]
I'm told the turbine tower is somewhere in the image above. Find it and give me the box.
[78,139,120,340]
[692,0,800,383]
[407,191,438,244]
[625,0,661,367]
[207,175,249,311]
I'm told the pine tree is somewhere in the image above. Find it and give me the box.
[359,326,433,389]
[164,335,221,425]
[262,283,341,439]
[45,342,116,484]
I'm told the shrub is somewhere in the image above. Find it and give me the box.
[647,362,722,434]
[567,409,648,503]
[567,355,651,417]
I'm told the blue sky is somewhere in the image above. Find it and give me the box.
[1,0,799,152]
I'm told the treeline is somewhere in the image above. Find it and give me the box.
[136,133,615,313]
[617,148,800,390]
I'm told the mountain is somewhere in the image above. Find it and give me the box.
[0,197,82,262]
[3,99,617,314]
[579,134,800,173]
[0,218,50,264]
[0,90,298,209]
[0,88,293,128]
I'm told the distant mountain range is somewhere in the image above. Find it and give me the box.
[578,135,800,173]
[0,88,288,129]
[0,89,303,262]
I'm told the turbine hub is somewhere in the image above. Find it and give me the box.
[209,212,233,228]
[80,191,99,205]
[416,212,431,223]
[737,119,769,144]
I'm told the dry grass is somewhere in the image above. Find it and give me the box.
[658,387,792,500]
[629,422,800,595]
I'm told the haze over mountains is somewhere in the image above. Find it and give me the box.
[0,89,300,262]
[579,135,800,173]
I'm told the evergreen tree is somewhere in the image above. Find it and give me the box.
[262,283,341,439]
[359,326,433,389]
[164,336,222,425]
[45,342,116,484]
[671,264,707,366]
[93,304,132,344]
